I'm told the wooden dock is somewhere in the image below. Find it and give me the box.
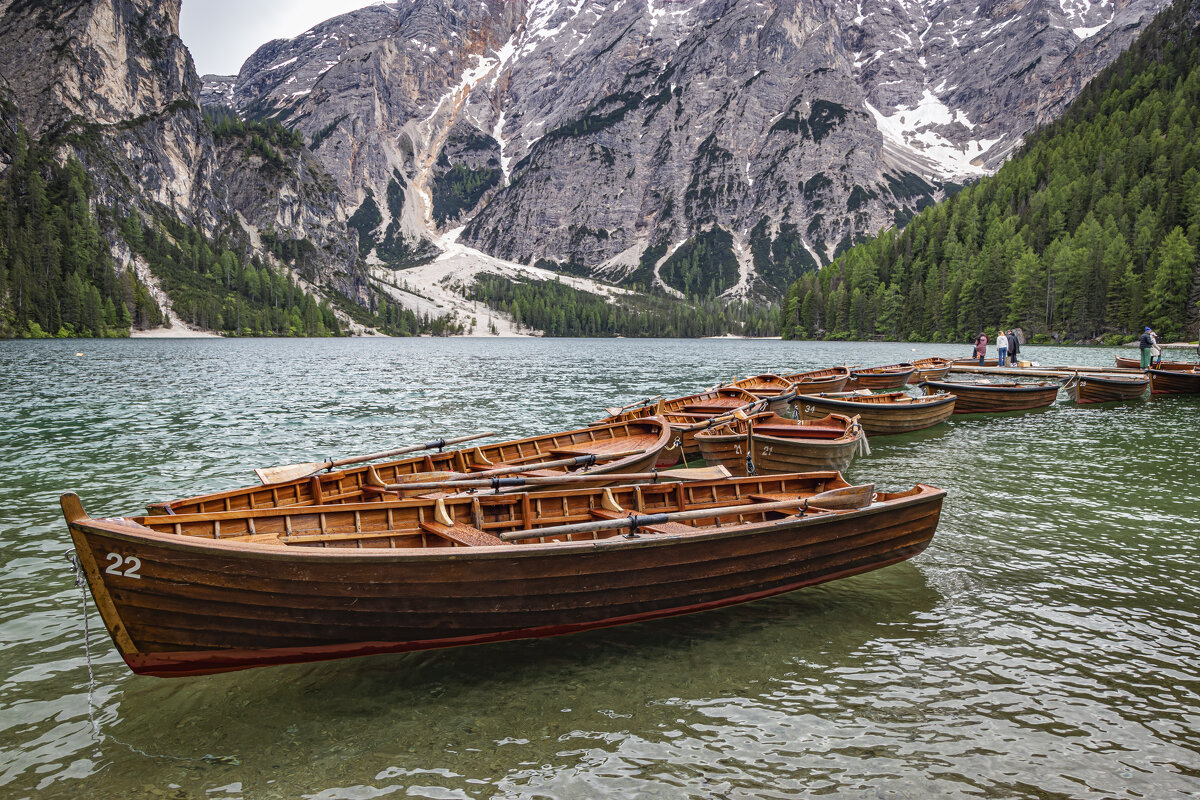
[947,364,1146,379]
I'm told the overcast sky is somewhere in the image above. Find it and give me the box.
[180,0,384,76]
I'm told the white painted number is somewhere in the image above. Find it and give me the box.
[761,445,774,457]
[804,405,816,414]
[104,552,141,579]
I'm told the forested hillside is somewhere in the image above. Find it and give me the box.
[781,0,1200,344]
[0,112,442,338]
[469,274,779,338]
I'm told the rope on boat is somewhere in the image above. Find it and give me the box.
[64,550,240,764]
[850,422,871,458]
[65,550,99,739]
[665,436,690,469]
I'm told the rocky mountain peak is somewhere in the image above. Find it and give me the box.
[215,0,1166,301]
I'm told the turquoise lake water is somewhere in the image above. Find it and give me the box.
[1,337,1197,799]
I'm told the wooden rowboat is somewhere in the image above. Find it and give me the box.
[1148,367,1200,395]
[1115,355,1197,371]
[845,364,915,391]
[149,418,673,515]
[920,380,1060,413]
[910,357,952,382]
[694,412,866,475]
[1062,372,1149,404]
[793,390,956,435]
[61,472,945,677]
[597,388,767,465]
[723,374,798,413]
[780,366,852,395]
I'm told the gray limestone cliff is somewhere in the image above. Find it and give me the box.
[222,0,1168,298]
[0,0,369,314]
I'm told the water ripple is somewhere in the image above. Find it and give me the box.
[1,339,1198,798]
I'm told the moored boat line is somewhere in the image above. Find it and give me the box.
[62,350,1195,678]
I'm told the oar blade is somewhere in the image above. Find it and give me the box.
[659,465,732,481]
[805,483,875,510]
[255,461,327,485]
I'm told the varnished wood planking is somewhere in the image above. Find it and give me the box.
[920,380,1060,413]
[794,391,955,435]
[65,474,943,674]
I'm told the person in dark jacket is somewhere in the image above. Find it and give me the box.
[1139,327,1154,369]
[1007,330,1020,366]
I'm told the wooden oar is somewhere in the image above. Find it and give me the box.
[499,483,877,541]
[602,395,664,417]
[393,466,732,493]
[255,432,496,485]
[378,451,645,491]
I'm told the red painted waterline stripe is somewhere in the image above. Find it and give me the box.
[125,547,927,677]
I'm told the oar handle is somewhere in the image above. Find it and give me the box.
[328,432,495,468]
[383,454,599,489]
[500,497,814,542]
[499,483,877,541]
[380,451,642,491]
[396,471,670,492]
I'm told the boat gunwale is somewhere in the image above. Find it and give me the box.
[66,484,945,563]
[796,391,956,411]
[150,417,674,511]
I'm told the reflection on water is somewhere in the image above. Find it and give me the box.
[1,338,1198,799]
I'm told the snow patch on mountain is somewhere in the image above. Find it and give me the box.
[866,92,998,180]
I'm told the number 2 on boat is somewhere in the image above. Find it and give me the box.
[105,552,141,579]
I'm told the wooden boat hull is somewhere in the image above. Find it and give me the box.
[1116,356,1196,371]
[695,413,864,474]
[910,359,952,382]
[921,380,1060,413]
[782,367,852,396]
[1062,373,1149,404]
[725,374,797,414]
[151,418,672,515]
[62,475,944,677]
[1149,368,1200,395]
[845,365,915,391]
[600,389,767,465]
[794,391,956,435]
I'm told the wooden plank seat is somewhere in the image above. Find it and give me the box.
[418,520,506,547]
[752,424,847,439]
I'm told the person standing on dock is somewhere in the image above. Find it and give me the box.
[1139,327,1155,369]
[1007,330,1021,366]
[974,332,988,366]
[997,329,1008,367]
